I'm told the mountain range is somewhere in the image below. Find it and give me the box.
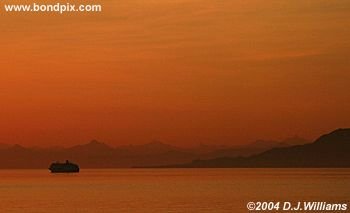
[0,136,308,169]
[161,128,350,168]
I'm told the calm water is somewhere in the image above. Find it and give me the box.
[0,169,349,212]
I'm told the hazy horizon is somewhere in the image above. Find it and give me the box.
[0,133,313,148]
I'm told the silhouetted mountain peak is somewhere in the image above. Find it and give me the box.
[330,128,350,136]
[121,141,174,152]
[12,144,26,150]
[85,140,112,149]
[166,128,350,168]
[0,143,11,150]
[117,140,181,156]
[314,128,350,145]
[282,136,310,145]
[87,139,107,146]
[146,140,165,146]
[249,140,279,149]
[144,140,174,148]
[250,136,309,149]
[68,140,113,153]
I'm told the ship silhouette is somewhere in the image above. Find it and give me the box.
[49,160,79,173]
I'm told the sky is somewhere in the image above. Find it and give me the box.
[0,0,350,147]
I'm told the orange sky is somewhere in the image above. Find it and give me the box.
[0,0,350,147]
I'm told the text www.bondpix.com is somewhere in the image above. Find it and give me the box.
[3,2,102,13]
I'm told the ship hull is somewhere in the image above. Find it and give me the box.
[49,168,79,173]
[49,161,80,173]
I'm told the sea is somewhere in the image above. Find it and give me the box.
[0,169,349,212]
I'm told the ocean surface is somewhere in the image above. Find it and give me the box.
[0,169,349,212]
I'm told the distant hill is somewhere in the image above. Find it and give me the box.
[0,143,11,150]
[201,136,309,159]
[0,140,195,168]
[0,135,310,169]
[163,129,350,168]
[117,140,183,156]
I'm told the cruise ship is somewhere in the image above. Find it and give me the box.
[49,160,80,173]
